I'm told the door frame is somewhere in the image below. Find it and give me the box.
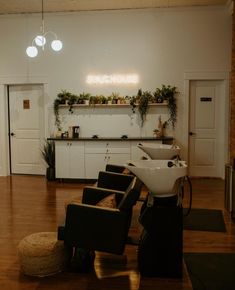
[183,71,230,178]
[0,76,49,176]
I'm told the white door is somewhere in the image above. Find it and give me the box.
[189,80,225,177]
[9,84,45,175]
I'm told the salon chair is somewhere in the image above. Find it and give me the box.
[58,171,143,271]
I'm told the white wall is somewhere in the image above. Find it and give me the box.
[0,5,232,175]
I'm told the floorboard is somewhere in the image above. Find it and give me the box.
[0,175,233,290]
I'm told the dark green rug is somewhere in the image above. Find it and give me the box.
[184,253,235,290]
[183,208,226,232]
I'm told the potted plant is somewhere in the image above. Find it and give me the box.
[153,88,164,103]
[111,92,120,104]
[57,90,71,104]
[107,96,113,105]
[80,92,91,105]
[124,95,130,104]
[41,140,55,181]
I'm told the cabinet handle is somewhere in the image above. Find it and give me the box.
[106,149,109,153]
[106,143,109,146]
[108,156,110,160]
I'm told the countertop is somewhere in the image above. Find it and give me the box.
[48,136,173,142]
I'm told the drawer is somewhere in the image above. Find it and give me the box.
[85,141,130,154]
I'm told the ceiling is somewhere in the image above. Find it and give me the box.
[0,0,229,15]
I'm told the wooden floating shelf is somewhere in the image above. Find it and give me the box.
[59,102,168,108]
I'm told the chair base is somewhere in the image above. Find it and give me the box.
[138,196,183,278]
[68,248,95,273]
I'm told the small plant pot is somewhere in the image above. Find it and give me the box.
[156,97,164,103]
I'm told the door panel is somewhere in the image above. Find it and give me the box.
[193,139,215,166]
[195,87,216,129]
[189,80,222,177]
[9,84,45,175]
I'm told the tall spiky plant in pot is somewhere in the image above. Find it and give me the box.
[41,140,55,181]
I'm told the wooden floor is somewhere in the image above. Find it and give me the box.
[0,175,234,290]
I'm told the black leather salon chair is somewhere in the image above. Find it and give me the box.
[58,171,143,271]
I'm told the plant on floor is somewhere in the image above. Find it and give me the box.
[41,140,55,181]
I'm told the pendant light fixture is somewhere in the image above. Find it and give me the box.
[26,0,63,57]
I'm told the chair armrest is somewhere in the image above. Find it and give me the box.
[105,164,126,173]
[97,171,134,191]
[63,203,129,254]
[82,186,125,205]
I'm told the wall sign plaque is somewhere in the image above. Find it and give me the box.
[200,97,212,102]
[23,99,30,109]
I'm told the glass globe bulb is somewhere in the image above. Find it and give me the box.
[35,35,46,47]
[51,40,63,51]
[26,46,38,58]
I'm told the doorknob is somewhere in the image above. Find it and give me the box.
[189,132,196,136]
[10,132,15,136]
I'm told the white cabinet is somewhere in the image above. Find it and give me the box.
[85,141,131,179]
[54,139,167,179]
[55,141,85,179]
[130,140,161,160]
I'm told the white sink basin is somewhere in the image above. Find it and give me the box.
[125,160,187,197]
[137,143,180,160]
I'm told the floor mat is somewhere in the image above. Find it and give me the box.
[183,208,226,232]
[184,253,235,290]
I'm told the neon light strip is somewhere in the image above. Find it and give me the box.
[86,74,139,84]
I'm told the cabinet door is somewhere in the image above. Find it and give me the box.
[55,141,70,178]
[55,141,85,179]
[108,153,131,167]
[69,142,85,178]
[85,154,107,179]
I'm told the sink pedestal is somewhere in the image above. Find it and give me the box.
[138,195,183,278]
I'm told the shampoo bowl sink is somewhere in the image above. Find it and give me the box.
[138,143,180,160]
[125,160,187,197]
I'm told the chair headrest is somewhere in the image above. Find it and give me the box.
[117,177,143,211]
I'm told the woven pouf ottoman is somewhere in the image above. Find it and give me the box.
[18,232,69,277]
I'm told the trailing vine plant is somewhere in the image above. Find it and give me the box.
[53,98,62,131]
[138,90,152,126]
[130,96,137,113]
[67,94,78,113]
[159,85,178,129]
